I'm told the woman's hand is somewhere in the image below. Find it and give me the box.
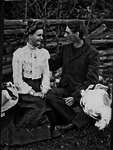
[33,92,45,98]
[29,89,35,95]
[29,89,45,98]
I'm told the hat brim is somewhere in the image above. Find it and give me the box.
[1,98,18,113]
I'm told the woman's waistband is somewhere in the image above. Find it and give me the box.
[23,77,42,82]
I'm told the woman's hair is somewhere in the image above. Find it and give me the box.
[25,21,44,36]
[67,22,88,39]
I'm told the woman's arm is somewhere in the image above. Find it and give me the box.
[41,52,51,95]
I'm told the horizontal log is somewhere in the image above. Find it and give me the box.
[89,32,113,40]
[99,49,113,55]
[4,29,25,35]
[4,37,23,43]
[45,32,57,38]
[99,62,113,68]
[100,56,113,62]
[92,31,113,39]
[99,72,113,78]
[4,19,85,26]
[2,55,12,62]
[5,0,22,1]
[91,39,113,44]
[4,25,26,30]
[2,65,12,75]
[4,19,113,25]
[46,38,113,48]
[4,20,27,26]
[4,35,24,40]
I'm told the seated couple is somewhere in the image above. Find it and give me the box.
[1,21,99,145]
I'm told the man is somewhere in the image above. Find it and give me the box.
[46,22,100,132]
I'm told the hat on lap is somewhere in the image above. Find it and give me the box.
[1,82,18,117]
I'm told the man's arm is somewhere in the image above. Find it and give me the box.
[82,48,100,89]
[72,47,100,103]
[49,46,63,71]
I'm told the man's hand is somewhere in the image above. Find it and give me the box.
[64,97,74,106]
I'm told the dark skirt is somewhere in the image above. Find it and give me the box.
[0,78,51,146]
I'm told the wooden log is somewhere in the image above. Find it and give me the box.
[4,25,26,29]
[46,38,113,48]
[89,32,113,40]
[2,65,12,75]
[4,29,25,35]
[46,37,113,46]
[4,19,27,26]
[4,19,85,25]
[4,35,24,40]
[4,19,113,25]
[91,39,113,44]
[99,49,113,56]
[46,32,57,37]
[100,55,113,62]
[5,0,22,1]
[93,31,113,39]
[99,69,113,76]
[88,24,107,39]
[99,62,113,68]
[46,40,71,48]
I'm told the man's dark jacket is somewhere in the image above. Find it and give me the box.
[49,42,100,102]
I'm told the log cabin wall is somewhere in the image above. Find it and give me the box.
[2,19,113,84]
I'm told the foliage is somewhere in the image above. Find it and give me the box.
[4,0,113,43]
[4,0,113,19]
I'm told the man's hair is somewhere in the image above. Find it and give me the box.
[67,22,88,39]
[25,21,44,36]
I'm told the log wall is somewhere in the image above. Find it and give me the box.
[2,19,113,83]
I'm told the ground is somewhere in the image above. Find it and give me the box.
[1,123,111,150]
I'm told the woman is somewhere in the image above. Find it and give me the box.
[1,22,53,146]
[12,21,51,129]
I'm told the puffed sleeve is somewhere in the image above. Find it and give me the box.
[41,50,51,94]
[12,49,32,94]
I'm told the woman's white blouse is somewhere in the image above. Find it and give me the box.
[12,43,51,94]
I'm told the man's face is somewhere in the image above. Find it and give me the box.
[64,26,73,37]
[29,29,43,47]
[64,26,81,44]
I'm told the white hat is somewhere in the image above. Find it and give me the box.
[1,82,18,117]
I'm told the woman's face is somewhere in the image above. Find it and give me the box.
[29,29,43,47]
